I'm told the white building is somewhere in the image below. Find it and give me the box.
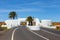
[5,20,18,29]
[4,18,54,30]
[5,18,40,28]
[41,20,52,27]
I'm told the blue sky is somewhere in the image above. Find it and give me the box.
[0,0,60,22]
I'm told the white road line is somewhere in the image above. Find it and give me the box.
[41,29,60,37]
[11,28,18,40]
[28,30,49,40]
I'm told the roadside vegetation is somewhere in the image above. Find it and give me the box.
[0,27,7,31]
[0,22,8,31]
[52,22,60,30]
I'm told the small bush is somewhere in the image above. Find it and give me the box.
[56,27,60,30]
[0,27,7,31]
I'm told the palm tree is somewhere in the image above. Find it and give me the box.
[9,11,17,19]
[26,16,34,26]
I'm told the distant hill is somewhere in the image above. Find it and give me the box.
[52,22,60,26]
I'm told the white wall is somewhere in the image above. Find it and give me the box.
[5,20,18,28]
[41,20,52,27]
[28,26,40,30]
[34,18,40,26]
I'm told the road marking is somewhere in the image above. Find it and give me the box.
[28,30,49,40]
[11,28,18,40]
[41,29,60,37]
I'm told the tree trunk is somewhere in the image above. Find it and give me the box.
[31,21,33,26]
[28,21,33,26]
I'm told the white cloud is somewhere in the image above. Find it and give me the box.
[0,8,44,12]
[25,0,60,8]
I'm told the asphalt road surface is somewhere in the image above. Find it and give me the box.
[0,27,16,40]
[40,27,60,35]
[13,26,46,40]
[0,26,46,40]
[0,26,60,40]
[33,27,60,40]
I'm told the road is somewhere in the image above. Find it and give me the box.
[0,26,60,40]
[13,26,46,40]
[0,27,16,40]
[40,27,60,35]
[33,27,60,40]
[0,26,46,40]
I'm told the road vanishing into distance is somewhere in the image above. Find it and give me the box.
[0,26,60,40]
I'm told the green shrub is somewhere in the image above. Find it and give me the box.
[56,27,60,30]
[0,27,7,31]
